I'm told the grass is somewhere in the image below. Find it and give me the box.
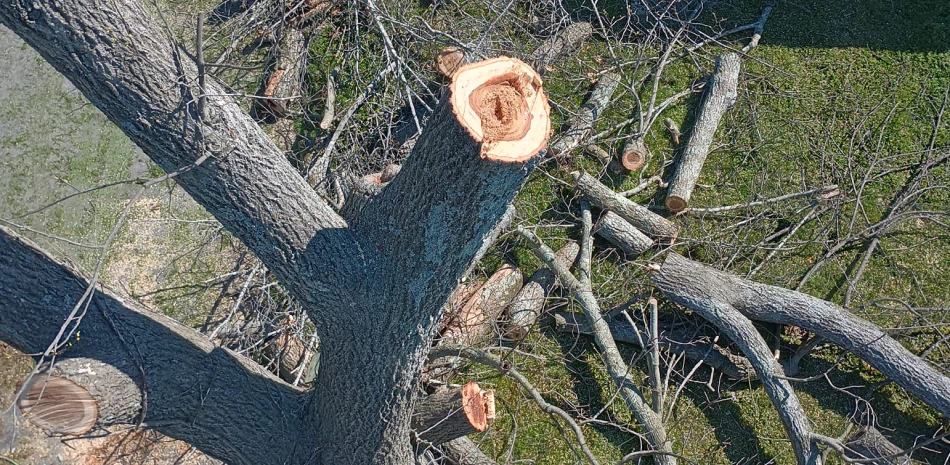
[0,0,948,464]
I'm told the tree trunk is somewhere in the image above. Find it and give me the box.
[594,211,655,257]
[552,311,756,381]
[573,171,680,240]
[549,72,621,156]
[650,252,950,419]
[0,1,552,462]
[413,382,494,445]
[665,53,741,212]
[503,242,580,341]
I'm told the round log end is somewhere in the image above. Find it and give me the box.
[450,57,550,163]
[665,195,688,213]
[17,375,98,435]
[621,148,647,171]
[437,46,466,77]
[461,381,491,432]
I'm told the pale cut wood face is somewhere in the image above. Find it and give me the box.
[450,57,550,163]
[17,375,98,435]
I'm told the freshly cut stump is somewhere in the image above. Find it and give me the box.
[620,137,649,171]
[450,57,550,162]
[17,375,98,435]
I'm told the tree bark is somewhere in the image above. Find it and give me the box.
[844,426,912,465]
[552,311,756,381]
[503,242,580,341]
[413,382,494,445]
[0,2,551,462]
[256,27,311,119]
[594,211,655,257]
[549,72,621,156]
[441,264,524,347]
[650,252,950,419]
[665,53,741,212]
[526,21,594,72]
[573,171,680,240]
[440,437,498,465]
[0,226,313,465]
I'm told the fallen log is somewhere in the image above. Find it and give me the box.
[17,374,99,435]
[257,27,311,118]
[549,72,621,156]
[665,53,741,212]
[413,382,495,445]
[526,21,594,72]
[583,144,624,174]
[503,241,580,341]
[441,264,524,346]
[552,311,755,381]
[650,252,950,419]
[440,437,498,465]
[573,171,679,240]
[620,136,650,171]
[594,211,655,257]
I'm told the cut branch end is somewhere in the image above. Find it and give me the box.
[451,57,550,163]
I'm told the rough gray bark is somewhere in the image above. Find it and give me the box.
[526,21,594,72]
[503,242,580,341]
[0,2,549,463]
[257,27,311,118]
[0,226,313,465]
[413,383,493,445]
[651,253,950,419]
[552,311,756,381]
[594,211,655,257]
[549,73,621,156]
[440,437,498,465]
[844,426,912,465]
[573,171,680,240]
[665,53,741,212]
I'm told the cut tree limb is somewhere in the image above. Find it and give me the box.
[552,311,756,381]
[413,382,495,445]
[526,21,594,72]
[503,241,580,341]
[0,226,312,464]
[844,426,912,464]
[665,53,741,212]
[441,264,524,346]
[594,211,655,257]
[650,252,950,419]
[257,27,311,118]
[440,437,499,465]
[583,144,624,174]
[620,136,650,171]
[573,171,679,240]
[549,72,621,156]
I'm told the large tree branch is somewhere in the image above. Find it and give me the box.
[0,226,313,465]
[650,252,950,419]
[0,0,370,327]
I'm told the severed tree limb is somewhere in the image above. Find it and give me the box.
[594,211,655,257]
[440,264,523,347]
[413,382,495,445]
[659,295,823,465]
[549,72,621,156]
[686,185,840,214]
[516,227,675,465]
[0,226,313,465]
[842,425,913,464]
[741,6,773,53]
[440,437,499,465]
[256,27,311,119]
[650,253,950,419]
[583,144,624,174]
[573,171,680,240]
[526,21,594,73]
[665,53,741,212]
[430,344,601,465]
[503,241,580,341]
[552,311,756,381]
